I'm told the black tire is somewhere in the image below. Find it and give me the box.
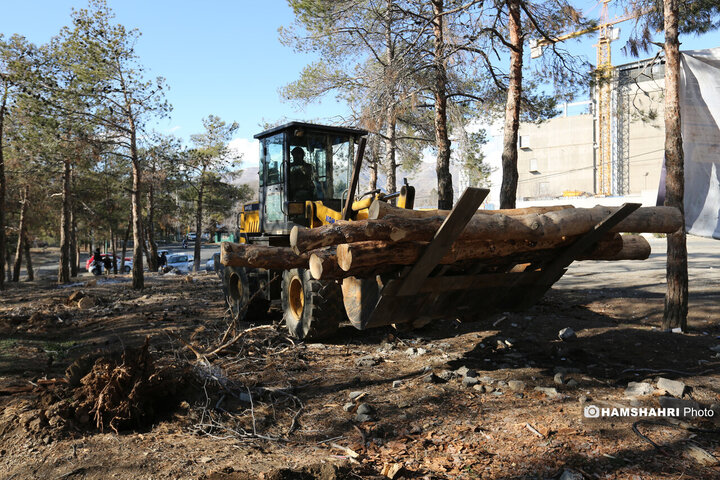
[123,265,131,273]
[91,266,102,276]
[281,269,344,341]
[223,266,250,322]
[223,266,270,322]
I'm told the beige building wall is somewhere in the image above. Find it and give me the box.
[516,114,595,200]
[622,87,665,195]
[516,63,666,201]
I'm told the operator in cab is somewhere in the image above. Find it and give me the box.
[289,146,316,201]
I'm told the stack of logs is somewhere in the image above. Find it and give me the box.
[221,202,683,280]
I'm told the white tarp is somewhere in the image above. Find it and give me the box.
[680,48,720,239]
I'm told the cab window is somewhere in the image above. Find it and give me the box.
[261,134,284,186]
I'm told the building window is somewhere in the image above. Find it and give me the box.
[529,158,539,173]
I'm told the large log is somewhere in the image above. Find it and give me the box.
[336,232,650,273]
[309,250,397,280]
[221,242,309,269]
[336,237,574,271]
[578,234,651,261]
[308,248,339,279]
[368,201,573,219]
[291,205,682,254]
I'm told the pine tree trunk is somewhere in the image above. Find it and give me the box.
[69,167,78,277]
[146,185,159,271]
[432,0,453,210]
[369,140,379,191]
[12,185,29,282]
[0,85,8,290]
[58,157,71,284]
[23,236,33,281]
[385,109,397,195]
[5,249,10,283]
[110,227,118,274]
[194,178,204,272]
[662,0,688,331]
[121,211,131,274]
[383,2,398,196]
[500,0,523,209]
[130,130,144,289]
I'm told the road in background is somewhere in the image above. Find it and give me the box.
[22,243,222,280]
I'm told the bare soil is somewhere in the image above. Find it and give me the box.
[2,237,720,479]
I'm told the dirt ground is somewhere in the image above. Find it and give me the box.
[1,236,720,480]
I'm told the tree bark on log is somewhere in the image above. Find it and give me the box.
[576,234,650,261]
[336,231,650,272]
[292,205,681,254]
[308,249,395,280]
[336,238,570,271]
[369,200,572,220]
[221,242,310,270]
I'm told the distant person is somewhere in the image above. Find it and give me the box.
[91,248,103,275]
[159,252,167,268]
[102,255,113,274]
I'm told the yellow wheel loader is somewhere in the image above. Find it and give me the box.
[221,122,659,341]
[221,122,415,340]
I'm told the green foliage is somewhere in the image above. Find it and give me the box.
[624,0,720,56]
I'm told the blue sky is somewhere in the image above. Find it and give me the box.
[2,1,719,160]
[0,0,346,143]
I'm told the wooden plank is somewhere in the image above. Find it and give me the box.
[395,188,489,296]
[342,136,367,220]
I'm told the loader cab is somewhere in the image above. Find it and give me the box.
[254,122,368,234]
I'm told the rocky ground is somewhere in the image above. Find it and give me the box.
[1,236,720,479]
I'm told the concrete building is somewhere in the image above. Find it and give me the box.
[516,57,666,207]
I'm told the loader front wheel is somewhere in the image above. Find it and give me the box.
[281,269,342,340]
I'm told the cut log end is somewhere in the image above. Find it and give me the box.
[289,226,301,255]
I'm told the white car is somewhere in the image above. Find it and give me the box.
[166,254,194,273]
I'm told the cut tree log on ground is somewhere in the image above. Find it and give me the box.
[291,205,681,254]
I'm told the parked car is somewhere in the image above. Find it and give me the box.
[205,252,224,278]
[166,254,194,274]
[85,254,133,274]
[186,232,197,241]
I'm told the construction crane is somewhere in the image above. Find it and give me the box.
[530,0,642,196]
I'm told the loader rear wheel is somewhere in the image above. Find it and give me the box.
[223,266,271,322]
[224,266,250,322]
[281,269,343,340]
